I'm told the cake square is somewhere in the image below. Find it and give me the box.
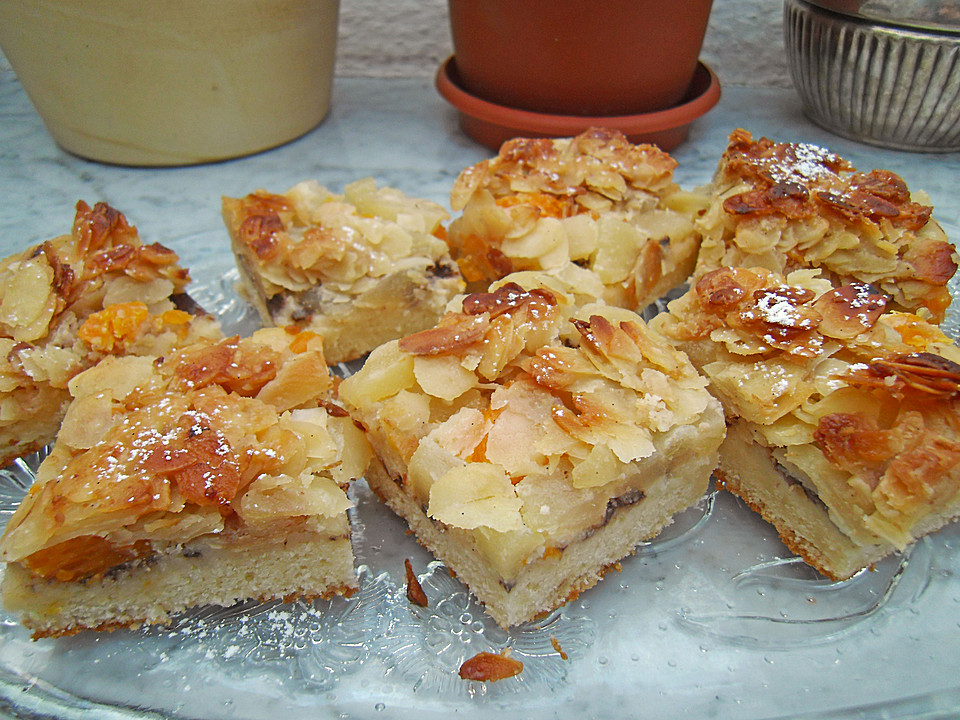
[339,272,724,627]
[694,129,958,322]
[0,328,371,638]
[222,178,464,364]
[651,265,960,579]
[446,128,704,313]
[0,201,222,467]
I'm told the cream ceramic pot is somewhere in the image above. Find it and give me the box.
[0,0,339,166]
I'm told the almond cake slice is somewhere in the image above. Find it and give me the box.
[0,200,222,468]
[651,265,960,580]
[222,178,464,364]
[694,129,958,322]
[445,128,705,312]
[339,272,724,628]
[0,328,371,638]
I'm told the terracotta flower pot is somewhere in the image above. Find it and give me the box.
[447,0,714,117]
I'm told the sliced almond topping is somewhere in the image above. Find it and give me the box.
[694,267,750,309]
[814,283,887,339]
[461,281,556,318]
[72,200,135,256]
[846,352,960,398]
[143,415,241,508]
[735,286,823,357]
[813,412,897,478]
[39,241,76,302]
[86,244,137,274]
[173,337,279,396]
[397,314,488,356]
[904,238,959,285]
[239,213,285,261]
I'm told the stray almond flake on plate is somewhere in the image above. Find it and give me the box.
[458,650,523,682]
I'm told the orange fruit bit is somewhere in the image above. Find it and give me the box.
[160,308,192,326]
[496,192,570,219]
[892,315,949,349]
[288,329,321,354]
[78,301,149,352]
[23,535,152,582]
[543,546,563,560]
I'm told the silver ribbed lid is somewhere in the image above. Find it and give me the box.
[807,0,960,33]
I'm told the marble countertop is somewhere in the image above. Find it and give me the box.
[3,71,960,285]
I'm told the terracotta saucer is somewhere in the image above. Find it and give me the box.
[435,55,721,151]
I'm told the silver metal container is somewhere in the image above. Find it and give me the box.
[805,0,960,34]
[783,0,960,152]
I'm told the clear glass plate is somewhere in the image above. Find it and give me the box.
[1,266,958,720]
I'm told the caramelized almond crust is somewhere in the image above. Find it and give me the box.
[222,178,464,364]
[0,201,222,467]
[652,265,960,577]
[0,328,372,637]
[695,129,958,322]
[446,128,705,312]
[340,272,724,626]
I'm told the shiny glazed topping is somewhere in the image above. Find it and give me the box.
[695,129,958,323]
[688,267,889,358]
[720,129,932,231]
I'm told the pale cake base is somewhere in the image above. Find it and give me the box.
[365,452,715,629]
[2,528,357,639]
[715,421,895,581]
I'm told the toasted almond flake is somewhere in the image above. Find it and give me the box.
[458,651,523,682]
[404,558,429,607]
